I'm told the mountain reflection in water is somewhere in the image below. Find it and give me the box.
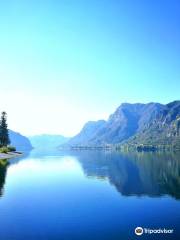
[74,151,180,199]
[0,150,179,200]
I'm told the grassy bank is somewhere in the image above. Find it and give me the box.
[0,146,22,160]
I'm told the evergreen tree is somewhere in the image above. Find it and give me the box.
[0,112,10,147]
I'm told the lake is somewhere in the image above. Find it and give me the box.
[0,150,179,240]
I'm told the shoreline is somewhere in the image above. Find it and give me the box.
[0,152,23,160]
[60,144,180,152]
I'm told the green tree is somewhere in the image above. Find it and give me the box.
[0,112,10,147]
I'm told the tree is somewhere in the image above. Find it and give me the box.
[0,112,10,147]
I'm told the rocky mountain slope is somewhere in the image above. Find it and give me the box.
[127,101,180,149]
[64,101,180,149]
[66,120,106,146]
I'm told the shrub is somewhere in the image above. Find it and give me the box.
[0,147,9,153]
[7,145,16,152]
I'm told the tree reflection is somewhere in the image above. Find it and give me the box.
[0,159,9,197]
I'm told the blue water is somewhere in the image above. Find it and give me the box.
[0,150,179,239]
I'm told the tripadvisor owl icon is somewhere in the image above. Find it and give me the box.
[135,227,143,236]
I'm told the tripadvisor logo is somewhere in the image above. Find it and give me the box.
[134,226,174,236]
[135,227,143,236]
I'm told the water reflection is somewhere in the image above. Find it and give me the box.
[0,150,179,200]
[75,151,180,199]
[0,151,31,198]
[0,159,9,197]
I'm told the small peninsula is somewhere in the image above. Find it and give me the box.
[0,112,22,160]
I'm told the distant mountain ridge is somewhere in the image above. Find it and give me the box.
[29,134,69,149]
[63,101,180,150]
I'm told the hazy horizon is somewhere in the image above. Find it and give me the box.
[0,0,179,136]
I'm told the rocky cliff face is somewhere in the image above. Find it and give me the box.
[64,101,180,149]
[128,101,180,148]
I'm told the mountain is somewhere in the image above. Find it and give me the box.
[90,102,164,145]
[64,101,180,149]
[9,130,33,151]
[66,120,106,146]
[29,134,69,149]
[127,101,180,149]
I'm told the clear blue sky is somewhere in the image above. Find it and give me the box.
[0,0,179,136]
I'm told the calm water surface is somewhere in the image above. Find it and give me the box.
[0,150,179,240]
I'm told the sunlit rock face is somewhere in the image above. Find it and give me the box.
[63,101,180,148]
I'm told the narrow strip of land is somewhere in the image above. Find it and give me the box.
[0,152,22,160]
